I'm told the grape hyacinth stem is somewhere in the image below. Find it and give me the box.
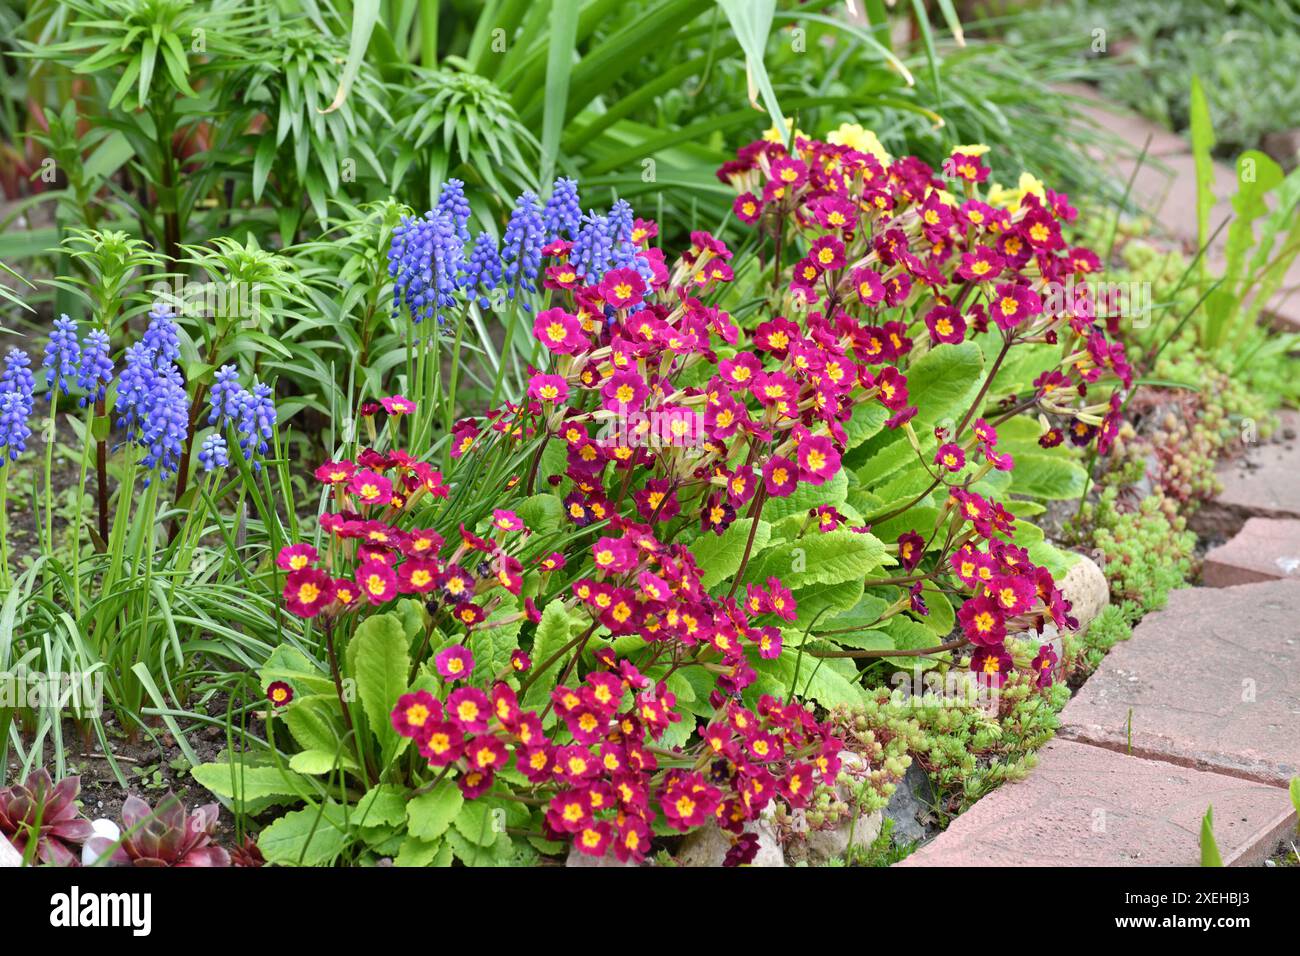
[70,405,95,618]
[95,396,108,547]
[0,468,9,589]
[488,272,525,409]
[442,304,470,471]
[42,389,58,561]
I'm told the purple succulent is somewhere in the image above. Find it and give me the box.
[0,770,95,866]
[87,792,230,867]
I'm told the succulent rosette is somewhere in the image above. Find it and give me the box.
[85,793,230,867]
[0,770,96,867]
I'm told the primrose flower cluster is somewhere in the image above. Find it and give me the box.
[283,430,848,863]
[2,309,275,480]
[388,177,660,324]
[715,128,1138,681]
[275,138,1138,859]
[722,127,1134,453]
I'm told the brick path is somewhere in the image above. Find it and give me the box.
[1062,84,1300,334]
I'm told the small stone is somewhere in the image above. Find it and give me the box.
[1059,554,1109,631]
[784,752,884,864]
[884,763,936,845]
[565,845,639,867]
[678,805,784,867]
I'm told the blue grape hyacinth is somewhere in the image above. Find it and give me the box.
[197,433,229,472]
[108,307,191,482]
[135,366,189,481]
[542,177,581,241]
[115,338,188,482]
[570,210,613,284]
[115,342,160,437]
[207,364,277,471]
[388,211,463,324]
[207,364,245,426]
[501,191,544,308]
[235,381,277,469]
[0,348,35,464]
[43,314,82,397]
[142,306,181,365]
[77,329,114,407]
[435,178,472,242]
[461,231,502,310]
[0,390,32,464]
[385,179,650,322]
[1,347,35,401]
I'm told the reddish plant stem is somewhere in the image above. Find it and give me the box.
[809,636,969,659]
[727,486,768,599]
[953,335,1013,440]
[171,382,208,512]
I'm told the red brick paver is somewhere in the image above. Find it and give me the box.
[898,740,1294,867]
[1202,413,1300,536]
[1195,413,1300,539]
[1203,518,1300,587]
[1059,580,1300,785]
[1061,84,1300,333]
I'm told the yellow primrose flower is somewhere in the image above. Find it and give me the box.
[826,122,892,165]
[987,171,1048,212]
[1017,170,1046,201]
[951,143,991,157]
[762,118,804,143]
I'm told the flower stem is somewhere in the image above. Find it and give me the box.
[0,467,9,589]
[42,393,57,562]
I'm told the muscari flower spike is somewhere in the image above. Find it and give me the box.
[207,364,244,426]
[207,363,278,472]
[113,309,190,483]
[135,367,189,482]
[1,347,35,403]
[197,433,229,472]
[435,178,472,243]
[570,210,612,285]
[43,314,81,397]
[606,198,653,295]
[235,381,277,470]
[76,330,113,407]
[501,191,544,309]
[142,306,181,366]
[461,231,502,310]
[542,177,581,241]
[0,348,35,465]
[0,390,32,464]
[388,211,463,324]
